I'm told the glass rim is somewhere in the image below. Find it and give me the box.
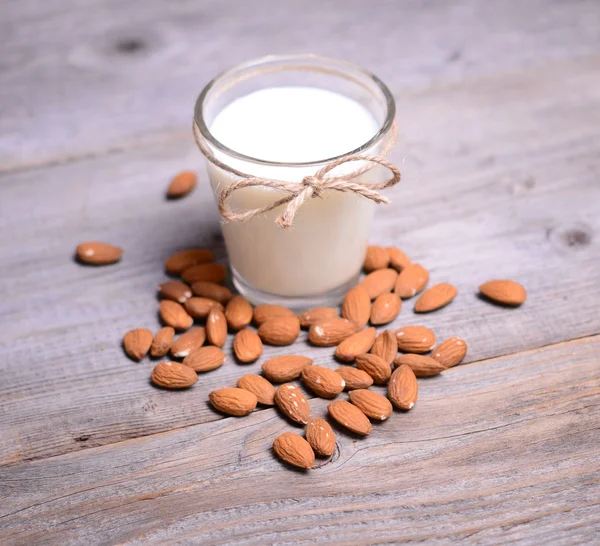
[194,53,396,168]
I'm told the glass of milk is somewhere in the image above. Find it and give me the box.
[194,54,396,308]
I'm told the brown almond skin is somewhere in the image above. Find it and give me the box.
[308,318,359,347]
[370,330,398,365]
[274,383,311,424]
[335,367,374,390]
[262,355,313,383]
[209,387,257,417]
[363,245,390,272]
[181,263,227,285]
[335,327,377,362]
[298,307,338,328]
[355,353,392,385]
[158,280,192,303]
[273,432,315,469]
[361,268,398,300]
[123,328,153,361]
[184,297,223,320]
[305,418,336,457]
[183,346,225,372]
[341,285,371,328]
[233,329,263,363]
[328,400,372,436]
[349,389,393,421]
[387,247,411,272]
[167,170,197,198]
[206,307,227,347]
[301,366,345,399]
[395,325,436,354]
[258,316,300,346]
[414,282,458,313]
[394,354,446,377]
[76,241,123,265]
[151,361,198,389]
[150,327,175,357]
[394,263,429,299]
[159,300,193,331]
[165,249,214,275]
[370,293,402,325]
[236,374,276,405]
[170,327,206,358]
[225,295,253,331]
[432,337,468,368]
[253,304,295,326]
[190,281,233,304]
[479,280,527,306]
[388,364,418,410]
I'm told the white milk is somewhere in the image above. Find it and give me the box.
[207,87,381,300]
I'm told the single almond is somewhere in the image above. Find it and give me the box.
[158,280,192,303]
[76,241,122,265]
[167,170,197,198]
[335,367,374,390]
[253,304,295,326]
[165,248,214,274]
[348,389,393,421]
[387,246,411,272]
[183,345,225,372]
[363,245,390,272]
[395,325,436,354]
[308,318,359,347]
[414,282,458,313]
[394,263,429,299]
[355,353,392,385]
[274,383,311,424]
[335,327,376,362]
[305,418,336,457]
[151,361,198,389]
[184,297,223,320]
[301,366,345,399]
[170,327,205,358]
[159,300,193,331]
[181,262,227,285]
[233,328,263,363]
[123,328,153,361]
[394,354,446,377]
[479,280,526,306]
[209,387,257,416]
[341,285,371,328]
[370,293,402,325]
[150,327,175,357]
[190,281,233,304]
[432,337,468,368]
[361,268,398,300]
[225,295,253,330]
[328,400,372,436]
[273,432,315,469]
[370,330,398,364]
[262,355,313,383]
[236,374,275,405]
[206,307,227,347]
[298,307,338,328]
[388,364,418,410]
[258,316,300,346]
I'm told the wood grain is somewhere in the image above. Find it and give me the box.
[0,336,598,545]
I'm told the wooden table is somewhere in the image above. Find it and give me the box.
[1,0,599,543]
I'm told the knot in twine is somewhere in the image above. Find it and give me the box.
[193,120,401,229]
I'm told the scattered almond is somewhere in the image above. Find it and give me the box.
[414,282,458,313]
[170,327,206,358]
[165,248,214,275]
[387,247,411,272]
[395,325,436,354]
[361,268,398,300]
[308,318,359,346]
[253,304,295,326]
[181,262,227,284]
[183,345,225,372]
[206,307,227,347]
[233,329,263,363]
[305,418,336,457]
[150,327,175,357]
[363,245,389,272]
[349,389,393,421]
[262,355,313,383]
[167,170,197,198]
[394,354,446,377]
[335,327,376,362]
[76,241,122,265]
[370,292,402,325]
[432,337,468,368]
[190,281,232,304]
[341,285,371,328]
[123,328,153,361]
[184,297,223,320]
[258,316,301,346]
[335,367,374,390]
[370,330,398,364]
[355,353,392,385]
[236,374,275,405]
[159,300,193,331]
[388,364,418,410]
[151,361,198,389]
[274,383,311,424]
[298,307,338,328]
[158,280,192,303]
[225,295,253,330]
[479,280,526,306]
[328,400,372,436]
[394,263,429,299]
[301,366,345,399]
[273,432,315,469]
[209,387,257,416]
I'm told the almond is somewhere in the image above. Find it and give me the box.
[190,281,233,304]
[262,355,313,383]
[335,367,374,390]
[328,400,372,436]
[181,262,227,284]
[370,293,401,325]
[151,361,198,389]
[348,389,393,421]
[167,170,197,198]
[479,280,526,306]
[273,432,315,469]
[253,304,295,326]
[361,268,398,300]
[258,316,300,346]
[388,364,418,410]
[301,366,345,398]
[274,383,310,424]
[233,328,263,363]
[123,328,153,361]
[341,285,371,328]
[305,418,336,456]
[395,325,436,354]
[150,327,175,357]
[225,295,253,330]
[370,330,398,364]
[432,337,468,368]
[308,318,359,347]
[158,280,192,303]
[355,353,392,385]
[170,327,205,358]
[165,248,214,274]
[335,327,376,362]
[414,282,458,313]
[206,307,227,347]
[236,374,275,405]
[394,354,446,377]
[159,300,193,331]
[298,307,338,328]
[387,246,411,272]
[76,241,122,265]
[363,245,390,272]
[184,297,223,320]
[394,263,429,299]
[183,345,225,372]
[209,387,257,416]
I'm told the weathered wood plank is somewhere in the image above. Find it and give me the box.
[1,0,599,170]
[0,336,598,545]
[0,55,599,466]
